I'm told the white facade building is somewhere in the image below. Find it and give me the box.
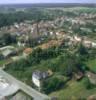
[32,71,49,88]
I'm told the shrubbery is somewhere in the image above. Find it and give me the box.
[42,77,64,94]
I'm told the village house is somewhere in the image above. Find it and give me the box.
[17,35,29,47]
[32,70,53,88]
[92,42,96,48]
[23,48,32,57]
[50,31,54,36]
[56,31,66,39]
[2,49,17,59]
[0,46,17,59]
[14,23,20,29]
[17,41,25,47]
[83,40,92,48]
[74,35,82,42]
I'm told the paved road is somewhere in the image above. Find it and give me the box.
[0,69,50,100]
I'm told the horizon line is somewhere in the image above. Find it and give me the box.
[0,3,96,5]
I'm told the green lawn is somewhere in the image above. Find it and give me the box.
[0,58,12,67]
[49,78,96,100]
[85,59,96,73]
[0,60,6,66]
[5,56,96,99]
[5,63,49,86]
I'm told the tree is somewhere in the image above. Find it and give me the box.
[59,54,84,77]
[83,77,95,89]
[0,33,17,45]
[43,77,64,94]
[77,43,88,55]
[3,33,12,45]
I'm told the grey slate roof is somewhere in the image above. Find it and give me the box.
[32,70,49,80]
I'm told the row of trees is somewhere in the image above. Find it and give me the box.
[6,46,61,70]
[0,8,55,27]
[6,44,88,75]
[0,7,90,28]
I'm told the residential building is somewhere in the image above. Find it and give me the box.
[32,70,49,88]
[23,48,32,57]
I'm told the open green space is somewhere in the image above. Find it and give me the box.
[50,78,96,100]
[85,59,96,73]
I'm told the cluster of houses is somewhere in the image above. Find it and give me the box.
[60,34,96,48]
[0,10,96,96]
[0,11,95,50]
[0,31,96,64]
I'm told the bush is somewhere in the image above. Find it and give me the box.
[83,77,96,89]
[43,77,64,94]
